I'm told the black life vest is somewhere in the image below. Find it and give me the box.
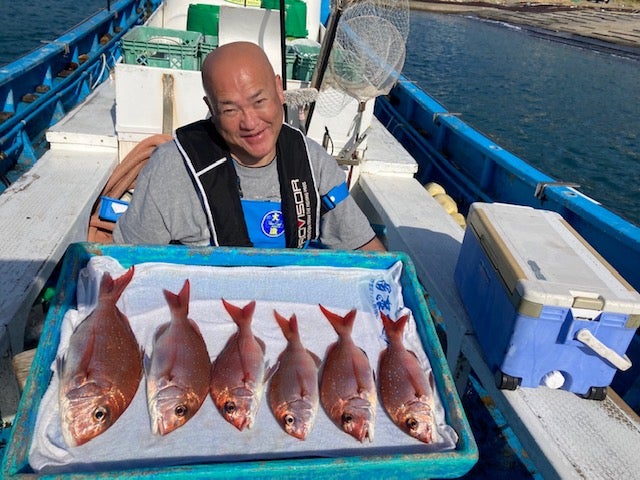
[175,120,320,248]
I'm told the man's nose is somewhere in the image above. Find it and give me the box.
[239,108,259,129]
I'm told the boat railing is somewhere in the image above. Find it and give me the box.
[375,73,640,293]
[0,0,161,190]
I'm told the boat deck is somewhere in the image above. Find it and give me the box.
[1,68,640,478]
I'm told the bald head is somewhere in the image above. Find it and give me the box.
[201,42,277,100]
[200,42,285,167]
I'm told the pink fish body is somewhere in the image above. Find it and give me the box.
[145,279,211,435]
[268,311,321,440]
[378,312,436,444]
[58,267,142,447]
[210,299,266,431]
[319,305,377,443]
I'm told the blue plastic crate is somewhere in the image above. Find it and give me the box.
[2,243,477,479]
[98,196,129,222]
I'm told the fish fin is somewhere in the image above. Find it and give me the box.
[309,350,322,367]
[265,360,278,383]
[319,305,357,336]
[152,322,171,350]
[56,355,65,375]
[104,266,135,302]
[75,323,98,379]
[273,310,301,343]
[222,299,256,329]
[163,279,190,322]
[143,349,152,374]
[256,336,266,354]
[380,312,409,343]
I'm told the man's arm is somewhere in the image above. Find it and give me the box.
[358,236,386,251]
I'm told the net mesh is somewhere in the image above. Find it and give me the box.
[328,0,409,102]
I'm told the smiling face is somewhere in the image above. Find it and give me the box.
[202,42,285,167]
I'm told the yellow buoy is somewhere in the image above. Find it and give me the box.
[434,193,458,215]
[451,212,467,229]
[425,182,445,197]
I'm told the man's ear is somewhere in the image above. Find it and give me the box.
[275,75,285,104]
[203,96,216,118]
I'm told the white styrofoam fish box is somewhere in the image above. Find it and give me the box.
[115,62,207,135]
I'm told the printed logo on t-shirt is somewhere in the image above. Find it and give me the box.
[261,210,285,238]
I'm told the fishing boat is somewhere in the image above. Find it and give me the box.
[1,0,640,478]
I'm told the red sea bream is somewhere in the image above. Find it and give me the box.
[319,305,377,443]
[378,312,436,444]
[268,310,321,440]
[57,267,142,447]
[145,279,211,435]
[210,299,266,431]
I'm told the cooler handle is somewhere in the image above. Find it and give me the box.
[575,329,632,371]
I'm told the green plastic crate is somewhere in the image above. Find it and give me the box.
[122,26,202,71]
[292,43,319,82]
[198,35,219,67]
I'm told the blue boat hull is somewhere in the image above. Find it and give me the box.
[0,0,161,188]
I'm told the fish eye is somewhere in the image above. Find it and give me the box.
[406,417,419,431]
[341,413,353,425]
[284,414,295,426]
[224,401,236,414]
[93,406,108,422]
[175,404,188,417]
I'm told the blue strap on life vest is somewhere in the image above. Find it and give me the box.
[321,182,349,211]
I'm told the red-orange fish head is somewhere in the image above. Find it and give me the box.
[148,385,204,435]
[216,386,261,431]
[274,398,318,440]
[394,400,434,444]
[338,398,376,443]
[60,381,126,447]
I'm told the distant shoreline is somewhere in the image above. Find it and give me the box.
[408,0,639,14]
[407,0,640,53]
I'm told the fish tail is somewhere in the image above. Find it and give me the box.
[273,310,300,342]
[319,304,357,337]
[163,279,190,321]
[101,265,135,302]
[381,312,409,343]
[222,299,256,329]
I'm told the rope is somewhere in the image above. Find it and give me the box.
[87,134,173,242]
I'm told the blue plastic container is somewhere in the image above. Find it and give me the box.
[98,196,129,222]
[2,243,477,479]
[455,203,640,396]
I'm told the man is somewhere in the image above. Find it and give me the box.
[114,41,385,251]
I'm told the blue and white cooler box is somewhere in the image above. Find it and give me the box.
[454,202,640,397]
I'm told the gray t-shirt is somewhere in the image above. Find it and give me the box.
[113,134,376,250]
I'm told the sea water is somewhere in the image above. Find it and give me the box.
[404,11,640,227]
[0,0,106,66]
[1,4,638,226]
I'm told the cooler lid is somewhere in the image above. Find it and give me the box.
[467,203,640,327]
